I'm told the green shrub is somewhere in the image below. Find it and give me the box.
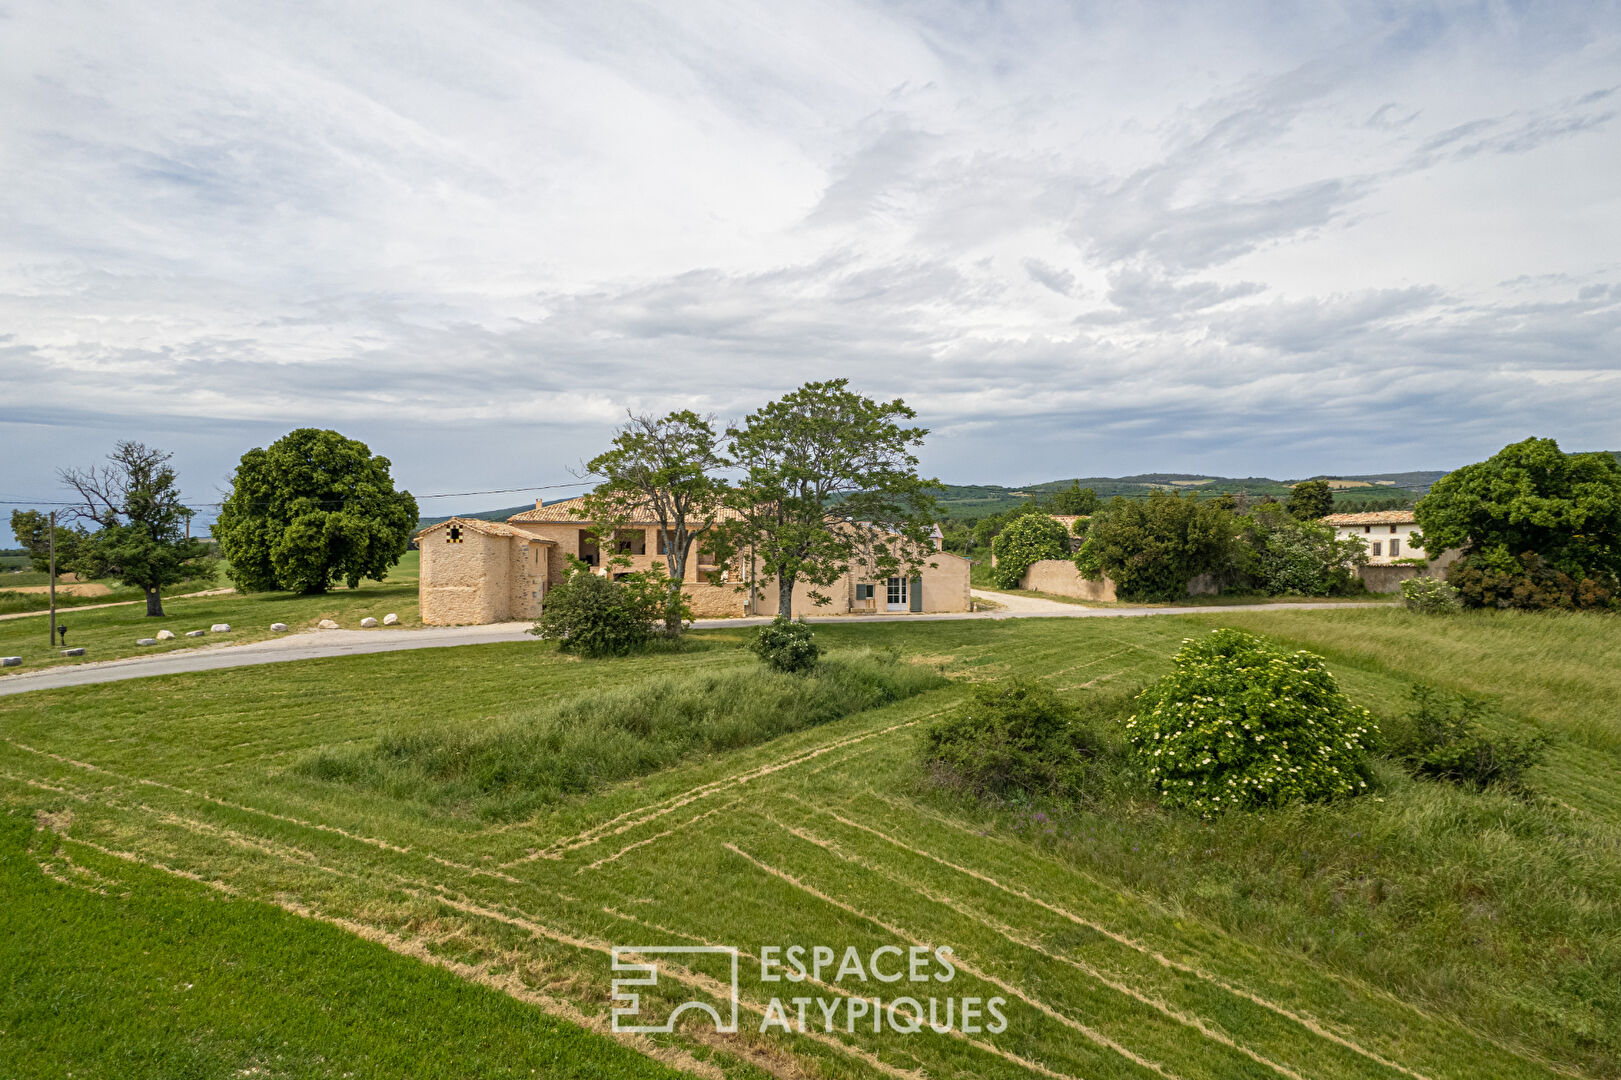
[298,651,945,820]
[1081,491,1239,601]
[1238,503,1366,596]
[990,515,1071,589]
[922,680,1089,797]
[1386,685,1548,790]
[1447,552,1616,610]
[529,563,674,656]
[1401,576,1462,613]
[1125,629,1375,812]
[749,617,821,673]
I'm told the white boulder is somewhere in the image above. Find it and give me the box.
[270,622,288,632]
[156,630,175,640]
[318,619,340,630]
[2,656,21,667]
[186,630,206,637]
[61,648,84,657]
[136,638,157,646]
[360,617,378,628]
[382,613,398,625]
[210,623,231,633]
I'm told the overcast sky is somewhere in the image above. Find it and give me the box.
[3,1,1619,518]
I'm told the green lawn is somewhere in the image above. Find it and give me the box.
[0,552,420,673]
[1,609,1617,1078]
[0,565,222,613]
[1,811,693,1079]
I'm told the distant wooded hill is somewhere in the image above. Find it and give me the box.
[417,456,1619,528]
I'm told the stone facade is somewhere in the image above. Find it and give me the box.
[1018,559,1220,600]
[1321,510,1426,565]
[416,497,971,625]
[418,518,553,625]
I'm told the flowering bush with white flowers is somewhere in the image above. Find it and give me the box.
[1125,628,1375,812]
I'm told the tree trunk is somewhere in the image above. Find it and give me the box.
[777,575,794,619]
[664,580,684,636]
[145,588,164,617]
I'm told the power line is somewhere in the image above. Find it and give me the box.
[0,480,594,509]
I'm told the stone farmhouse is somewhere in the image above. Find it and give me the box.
[1321,510,1425,564]
[415,496,971,625]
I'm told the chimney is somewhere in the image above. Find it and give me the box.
[535,498,544,509]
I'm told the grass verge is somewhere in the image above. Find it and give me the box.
[298,648,947,820]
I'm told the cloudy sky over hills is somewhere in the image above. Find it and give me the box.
[3,1,1619,515]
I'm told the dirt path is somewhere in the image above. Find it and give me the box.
[0,587,235,622]
[970,588,1082,614]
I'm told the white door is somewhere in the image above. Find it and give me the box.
[886,576,907,611]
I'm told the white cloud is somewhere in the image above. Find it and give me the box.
[1,0,1618,512]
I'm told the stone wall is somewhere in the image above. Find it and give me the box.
[421,531,511,625]
[1020,560,1118,601]
[1355,547,1464,594]
[1019,561,1221,600]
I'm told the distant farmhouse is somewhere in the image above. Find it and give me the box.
[415,496,970,625]
[1320,510,1425,564]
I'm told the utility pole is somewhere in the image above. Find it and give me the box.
[48,510,57,648]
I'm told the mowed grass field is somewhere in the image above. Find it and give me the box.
[2,609,1619,1079]
[0,552,421,673]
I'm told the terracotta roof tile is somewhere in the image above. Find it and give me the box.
[1320,510,1417,526]
[415,516,555,541]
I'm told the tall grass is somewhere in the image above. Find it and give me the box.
[298,649,946,820]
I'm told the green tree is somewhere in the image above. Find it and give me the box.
[581,411,729,634]
[59,442,209,616]
[1286,479,1334,521]
[1415,437,1621,586]
[1046,481,1100,516]
[1075,490,1238,601]
[990,514,1070,588]
[9,510,89,575]
[1237,502,1365,596]
[719,380,940,618]
[214,429,419,594]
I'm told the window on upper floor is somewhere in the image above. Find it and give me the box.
[1372,541,1382,556]
[1391,539,1401,557]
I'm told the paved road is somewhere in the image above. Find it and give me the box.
[0,596,1388,697]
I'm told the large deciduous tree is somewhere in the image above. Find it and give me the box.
[214,429,419,594]
[59,442,209,616]
[1415,437,1621,605]
[1074,490,1239,602]
[9,509,90,576]
[1287,479,1334,521]
[581,410,729,633]
[1046,481,1100,516]
[720,380,940,618]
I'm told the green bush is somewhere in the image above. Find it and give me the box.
[1125,629,1375,812]
[990,514,1071,589]
[1386,685,1548,790]
[922,680,1089,797]
[298,651,945,820]
[749,617,821,673]
[1239,503,1366,596]
[1447,552,1616,610]
[1080,491,1239,601]
[529,563,673,656]
[1401,576,1462,613]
